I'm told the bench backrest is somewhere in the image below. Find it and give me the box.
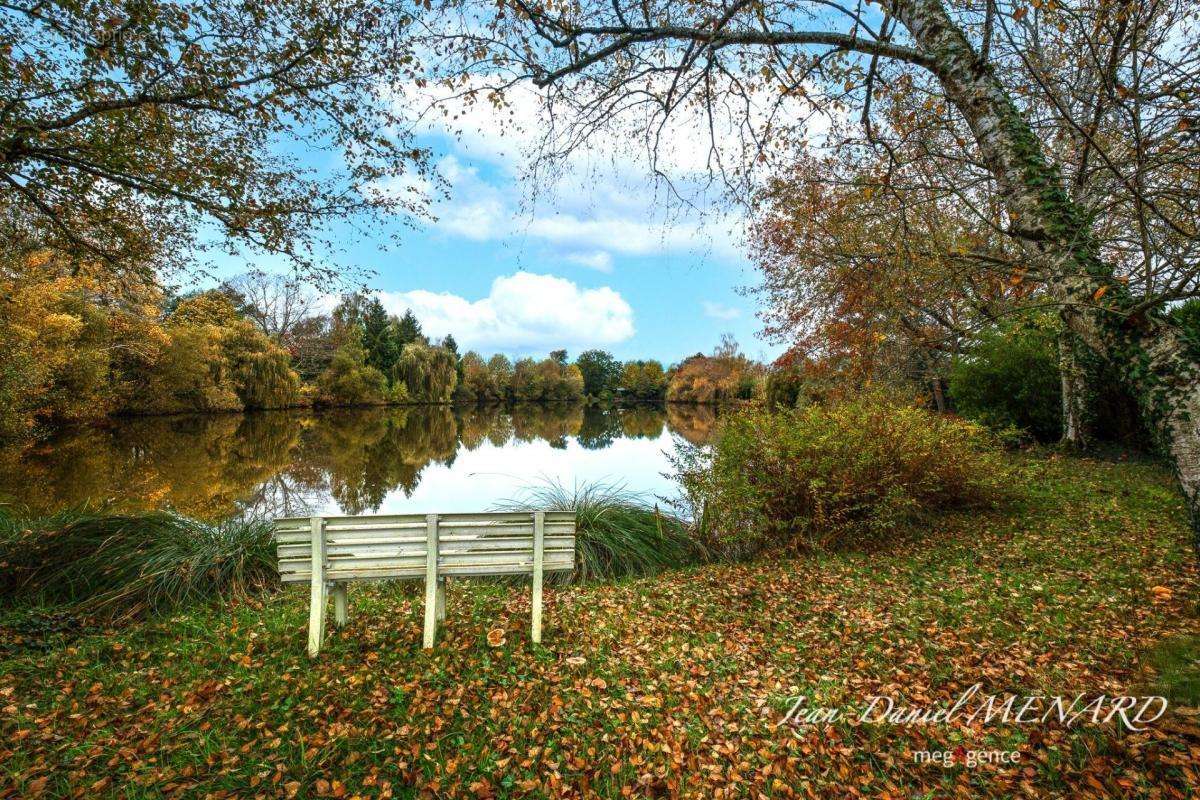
[273,511,577,583]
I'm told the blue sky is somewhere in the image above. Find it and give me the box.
[215,85,784,366]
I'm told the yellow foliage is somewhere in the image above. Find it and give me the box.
[0,255,299,440]
[0,252,167,436]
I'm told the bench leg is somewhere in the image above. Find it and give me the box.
[333,583,348,628]
[307,517,327,658]
[532,511,544,644]
[422,576,439,649]
[423,514,439,649]
[307,579,327,657]
[531,579,543,644]
[435,577,446,623]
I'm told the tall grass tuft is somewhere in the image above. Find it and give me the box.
[496,479,706,582]
[0,507,278,621]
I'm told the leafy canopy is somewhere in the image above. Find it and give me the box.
[1,0,434,284]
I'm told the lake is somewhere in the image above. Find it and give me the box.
[0,404,720,520]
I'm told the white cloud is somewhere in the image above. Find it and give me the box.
[527,214,721,256]
[374,271,634,353]
[389,78,753,265]
[564,251,614,272]
[703,301,741,321]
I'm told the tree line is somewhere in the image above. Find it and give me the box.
[0,261,765,444]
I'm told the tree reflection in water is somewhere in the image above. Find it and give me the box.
[0,403,720,520]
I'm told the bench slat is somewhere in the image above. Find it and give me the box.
[274,512,577,589]
[275,524,574,545]
[439,552,573,569]
[279,536,574,561]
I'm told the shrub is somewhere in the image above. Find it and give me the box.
[673,396,1014,556]
[0,508,277,621]
[497,479,706,582]
[315,338,389,406]
[947,322,1062,441]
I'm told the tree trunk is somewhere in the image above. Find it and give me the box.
[1058,332,1089,448]
[893,0,1200,538]
[931,377,947,413]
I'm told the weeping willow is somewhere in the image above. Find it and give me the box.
[234,347,302,409]
[393,342,458,403]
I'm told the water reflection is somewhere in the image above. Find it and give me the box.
[0,403,719,520]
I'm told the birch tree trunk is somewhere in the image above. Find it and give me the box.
[892,0,1200,536]
[1059,333,1089,449]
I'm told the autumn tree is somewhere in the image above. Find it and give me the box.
[668,338,762,403]
[287,316,338,383]
[137,292,301,413]
[315,335,388,407]
[575,349,623,397]
[487,354,515,397]
[0,252,164,437]
[619,360,668,401]
[1,0,433,286]
[510,355,584,400]
[456,351,502,402]
[751,155,1019,404]
[223,271,319,345]
[424,0,1200,527]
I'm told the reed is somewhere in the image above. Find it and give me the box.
[497,479,706,582]
[0,507,277,621]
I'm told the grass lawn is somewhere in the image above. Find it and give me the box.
[2,452,1199,799]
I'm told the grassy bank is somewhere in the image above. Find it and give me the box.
[1,452,1198,798]
[0,509,276,622]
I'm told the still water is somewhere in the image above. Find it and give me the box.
[0,404,719,520]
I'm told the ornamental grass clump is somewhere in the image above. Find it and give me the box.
[674,395,1016,557]
[497,479,706,582]
[0,507,277,621]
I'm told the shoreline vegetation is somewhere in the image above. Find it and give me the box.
[0,477,703,622]
[1,265,769,447]
[2,396,1019,624]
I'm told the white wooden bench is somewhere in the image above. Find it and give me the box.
[273,511,576,656]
